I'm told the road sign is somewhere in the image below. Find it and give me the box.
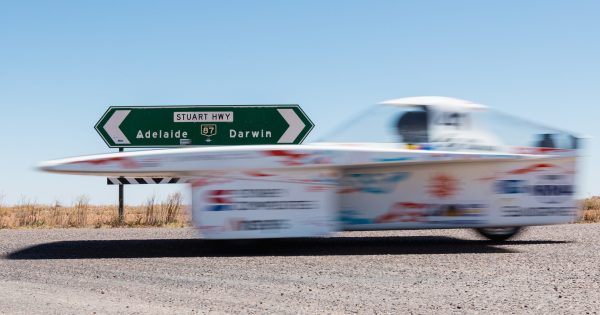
[95,105,314,148]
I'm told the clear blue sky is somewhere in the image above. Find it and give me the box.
[1,0,598,205]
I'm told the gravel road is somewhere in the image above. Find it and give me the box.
[1,224,599,314]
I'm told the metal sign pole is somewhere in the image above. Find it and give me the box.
[118,147,124,224]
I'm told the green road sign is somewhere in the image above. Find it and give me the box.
[95,105,314,148]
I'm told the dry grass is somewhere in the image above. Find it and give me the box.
[579,196,600,223]
[1,193,599,228]
[0,193,190,229]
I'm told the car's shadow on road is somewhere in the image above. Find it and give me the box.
[4,236,571,260]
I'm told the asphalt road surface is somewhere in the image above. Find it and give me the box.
[1,224,599,314]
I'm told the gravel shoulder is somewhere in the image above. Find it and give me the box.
[1,225,599,314]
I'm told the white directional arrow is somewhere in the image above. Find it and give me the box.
[104,110,131,144]
[277,108,305,143]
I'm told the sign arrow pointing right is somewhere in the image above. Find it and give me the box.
[277,108,306,143]
[103,110,131,145]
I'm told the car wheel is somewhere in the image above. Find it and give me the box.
[475,226,522,242]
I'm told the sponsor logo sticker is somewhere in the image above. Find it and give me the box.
[428,174,460,198]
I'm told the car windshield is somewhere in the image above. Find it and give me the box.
[318,104,580,152]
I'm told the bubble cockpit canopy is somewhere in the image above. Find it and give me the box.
[319,96,581,154]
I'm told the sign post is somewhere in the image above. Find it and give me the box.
[95,105,314,147]
[118,147,124,224]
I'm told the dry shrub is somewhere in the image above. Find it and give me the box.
[163,192,182,224]
[143,194,160,226]
[49,201,64,227]
[581,196,600,211]
[68,195,89,227]
[579,196,600,223]
[0,193,7,228]
[16,198,44,227]
[142,192,184,226]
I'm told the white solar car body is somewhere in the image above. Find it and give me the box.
[40,97,582,241]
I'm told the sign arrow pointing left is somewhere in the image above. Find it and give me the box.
[103,110,131,144]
